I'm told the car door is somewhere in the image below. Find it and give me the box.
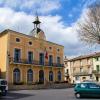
[79,83,89,96]
[88,83,100,97]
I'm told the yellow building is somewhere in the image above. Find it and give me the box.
[64,57,72,83]
[0,16,64,88]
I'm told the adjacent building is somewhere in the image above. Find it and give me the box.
[0,16,64,87]
[64,57,72,83]
[92,53,100,82]
[64,52,100,83]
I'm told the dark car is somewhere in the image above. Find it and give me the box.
[74,82,100,98]
[0,79,8,96]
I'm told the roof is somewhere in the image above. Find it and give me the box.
[67,52,100,61]
[0,29,64,47]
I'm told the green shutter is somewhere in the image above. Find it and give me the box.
[96,65,99,72]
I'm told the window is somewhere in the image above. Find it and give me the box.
[13,68,20,83]
[29,41,32,45]
[80,83,87,88]
[57,48,60,52]
[14,48,21,63]
[49,47,52,50]
[27,69,33,83]
[28,51,33,63]
[49,55,53,66]
[75,76,80,80]
[96,65,100,72]
[39,53,44,65]
[66,69,69,74]
[16,38,20,42]
[49,71,53,81]
[82,77,86,80]
[96,77,99,82]
[80,67,83,72]
[95,57,99,61]
[89,83,100,88]
[88,67,91,74]
[58,71,61,81]
[57,57,60,66]
[65,62,67,65]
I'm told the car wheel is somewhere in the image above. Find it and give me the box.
[75,93,81,98]
[2,90,7,96]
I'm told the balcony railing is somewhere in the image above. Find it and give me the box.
[9,57,64,67]
[73,71,92,76]
[92,70,100,74]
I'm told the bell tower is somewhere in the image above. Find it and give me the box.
[30,15,46,40]
[33,15,41,29]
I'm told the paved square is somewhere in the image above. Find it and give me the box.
[0,88,99,100]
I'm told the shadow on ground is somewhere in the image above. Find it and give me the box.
[0,92,34,100]
[80,97,100,99]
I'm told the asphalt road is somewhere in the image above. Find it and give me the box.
[0,88,100,100]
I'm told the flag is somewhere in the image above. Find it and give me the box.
[45,48,48,59]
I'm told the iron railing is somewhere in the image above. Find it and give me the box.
[73,71,92,76]
[9,57,64,67]
[92,70,100,74]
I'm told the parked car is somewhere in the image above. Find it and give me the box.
[0,79,8,96]
[74,82,100,98]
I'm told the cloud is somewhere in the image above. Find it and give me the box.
[0,0,61,14]
[0,7,81,56]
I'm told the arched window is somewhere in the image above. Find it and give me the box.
[13,68,20,83]
[58,71,61,81]
[27,69,33,82]
[49,71,53,81]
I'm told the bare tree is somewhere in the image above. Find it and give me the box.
[77,1,100,45]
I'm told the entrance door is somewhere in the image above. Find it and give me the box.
[39,70,44,83]
[13,68,20,83]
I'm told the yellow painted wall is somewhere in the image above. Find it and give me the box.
[9,31,64,64]
[0,33,8,78]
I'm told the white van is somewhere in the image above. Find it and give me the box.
[0,79,8,96]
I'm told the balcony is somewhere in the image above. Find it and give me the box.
[73,71,92,76]
[92,70,100,75]
[9,57,64,67]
